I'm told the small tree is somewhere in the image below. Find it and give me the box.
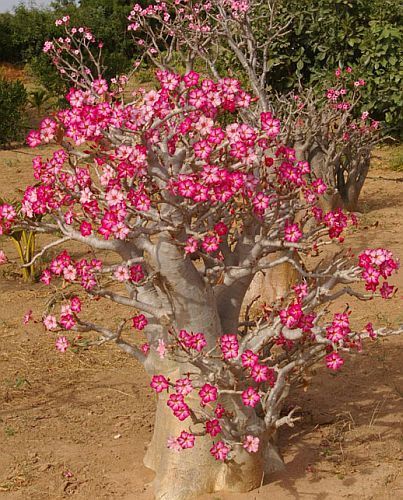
[128,0,383,211]
[0,78,27,147]
[1,15,399,500]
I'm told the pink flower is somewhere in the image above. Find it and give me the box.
[241,349,259,368]
[380,282,394,299]
[284,222,302,243]
[199,383,218,405]
[178,330,207,352]
[193,140,212,160]
[252,192,270,213]
[167,394,191,421]
[173,405,191,421]
[210,441,230,461]
[92,78,108,95]
[220,334,239,359]
[177,431,195,449]
[279,302,303,329]
[312,178,327,195]
[140,342,150,355]
[27,130,42,147]
[150,374,169,393]
[183,70,200,87]
[325,352,344,371]
[132,314,148,330]
[261,112,280,138]
[167,393,185,412]
[215,404,225,418]
[0,250,7,264]
[59,313,75,330]
[23,310,33,324]
[250,363,271,383]
[43,315,57,331]
[130,264,144,282]
[156,339,167,359]
[326,312,351,343]
[40,269,52,285]
[184,236,198,254]
[80,221,92,236]
[243,435,260,453]
[205,419,222,437]
[201,235,220,253]
[214,222,228,236]
[55,336,69,352]
[63,265,77,282]
[241,387,260,407]
[114,265,130,282]
[365,322,376,339]
[323,208,348,239]
[70,296,82,313]
[175,378,193,396]
[167,436,182,452]
[293,282,308,300]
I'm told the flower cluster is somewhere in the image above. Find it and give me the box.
[358,248,398,296]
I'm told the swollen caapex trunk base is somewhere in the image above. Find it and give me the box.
[241,252,298,318]
[144,394,284,500]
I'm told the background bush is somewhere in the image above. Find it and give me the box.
[0,79,27,147]
[269,0,403,136]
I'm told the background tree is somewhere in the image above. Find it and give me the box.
[0,78,27,147]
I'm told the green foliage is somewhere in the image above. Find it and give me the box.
[0,78,28,147]
[0,196,38,282]
[9,228,37,282]
[219,0,402,136]
[357,20,402,135]
[0,1,139,97]
[386,144,403,172]
[262,0,403,136]
[0,6,56,63]
[29,53,69,100]
[28,88,52,114]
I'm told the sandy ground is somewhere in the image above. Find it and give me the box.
[0,146,402,499]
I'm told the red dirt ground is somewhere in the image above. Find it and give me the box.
[0,146,402,499]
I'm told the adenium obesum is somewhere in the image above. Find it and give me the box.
[1,15,399,497]
[126,0,381,215]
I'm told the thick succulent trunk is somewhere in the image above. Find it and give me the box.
[141,238,286,498]
[242,252,298,317]
[294,140,370,212]
[144,391,284,500]
[336,155,370,212]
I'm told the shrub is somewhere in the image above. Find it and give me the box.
[0,78,27,147]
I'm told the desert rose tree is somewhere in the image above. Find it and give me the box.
[128,0,383,211]
[0,17,399,500]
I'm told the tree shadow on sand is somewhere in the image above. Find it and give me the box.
[265,338,402,498]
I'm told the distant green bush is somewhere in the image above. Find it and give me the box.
[1,1,137,98]
[0,79,28,147]
[219,0,402,136]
